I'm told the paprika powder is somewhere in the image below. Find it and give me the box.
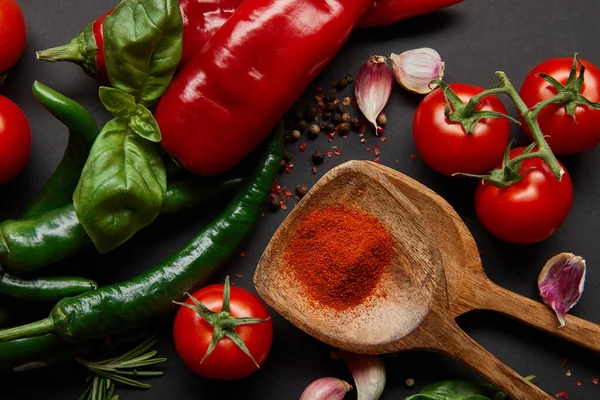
[285,206,393,311]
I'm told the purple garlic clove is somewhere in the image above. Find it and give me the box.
[538,253,586,328]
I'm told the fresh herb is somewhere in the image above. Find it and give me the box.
[405,377,536,400]
[77,334,166,400]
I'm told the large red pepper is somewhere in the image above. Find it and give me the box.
[38,0,463,82]
[358,0,464,28]
[154,0,374,176]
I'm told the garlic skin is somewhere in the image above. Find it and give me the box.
[341,352,386,400]
[299,377,352,400]
[390,48,445,94]
[538,252,586,328]
[355,55,393,134]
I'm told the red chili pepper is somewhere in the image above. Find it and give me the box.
[92,10,112,84]
[155,0,373,176]
[358,0,465,28]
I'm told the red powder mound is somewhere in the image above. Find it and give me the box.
[284,206,393,310]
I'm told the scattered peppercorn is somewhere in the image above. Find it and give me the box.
[296,184,309,197]
[269,196,281,211]
[338,122,350,134]
[336,78,348,90]
[324,94,336,103]
[291,129,301,141]
[319,121,328,131]
[304,105,318,120]
[342,97,352,106]
[295,110,303,121]
[337,104,345,114]
[309,124,321,138]
[279,160,287,174]
[377,112,387,126]
[331,113,342,125]
[283,151,293,162]
[345,73,354,83]
[326,122,336,133]
[312,148,326,164]
[350,118,361,131]
[323,112,332,121]
[405,378,415,388]
[341,112,351,122]
[297,119,308,131]
[324,102,337,112]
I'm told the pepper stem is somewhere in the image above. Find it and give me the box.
[173,276,270,369]
[0,317,55,342]
[37,41,85,63]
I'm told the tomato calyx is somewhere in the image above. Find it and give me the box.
[432,79,518,134]
[533,53,600,121]
[0,73,6,85]
[173,276,270,368]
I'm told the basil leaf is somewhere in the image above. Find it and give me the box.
[404,380,499,400]
[130,104,161,142]
[73,118,167,253]
[103,0,183,107]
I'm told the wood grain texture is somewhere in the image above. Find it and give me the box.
[255,160,552,400]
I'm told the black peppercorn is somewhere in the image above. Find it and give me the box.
[324,94,336,103]
[325,102,337,112]
[323,112,332,121]
[296,184,309,198]
[295,110,304,120]
[331,113,342,125]
[278,160,287,174]
[326,122,336,133]
[308,124,320,138]
[312,148,325,164]
[336,78,348,90]
[336,104,345,114]
[304,105,318,120]
[297,119,308,131]
[319,121,328,130]
[350,118,361,131]
[339,122,350,134]
[269,195,281,211]
[283,151,293,162]
[346,73,354,83]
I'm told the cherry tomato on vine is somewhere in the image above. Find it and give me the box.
[173,277,273,380]
[475,146,573,245]
[0,95,31,184]
[413,83,510,176]
[0,0,27,73]
[519,57,600,154]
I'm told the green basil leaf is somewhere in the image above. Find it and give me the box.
[405,380,499,400]
[73,118,167,253]
[102,0,183,107]
[130,104,161,142]
[99,87,137,118]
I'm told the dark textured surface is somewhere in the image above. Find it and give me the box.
[1,0,600,398]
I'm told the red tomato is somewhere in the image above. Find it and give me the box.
[0,95,31,184]
[519,57,600,154]
[475,147,573,245]
[0,0,26,73]
[173,282,273,380]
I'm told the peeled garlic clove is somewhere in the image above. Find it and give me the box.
[390,48,445,94]
[300,377,352,400]
[341,352,386,400]
[355,55,393,134]
[538,252,586,328]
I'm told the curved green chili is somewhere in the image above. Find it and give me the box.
[0,174,243,274]
[24,82,99,217]
[0,267,97,302]
[0,123,282,343]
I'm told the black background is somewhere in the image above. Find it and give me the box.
[2,0,600,398]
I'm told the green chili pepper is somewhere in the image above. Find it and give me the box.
[0,123,282,343]
[24,82,99,217]
[0,174,243,274]
[0,267,98,302]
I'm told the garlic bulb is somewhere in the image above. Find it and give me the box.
[390,48,445,94]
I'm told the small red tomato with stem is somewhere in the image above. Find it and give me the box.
[475,146,573,245]
[0,95,31,184]
[173,276,273,380]
[519,55,600,155]
[0,0,26,74]
[413,82,511,176]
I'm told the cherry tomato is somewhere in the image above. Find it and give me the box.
[0,0,27,73]
[413,83,510,176]
[0,95,31,184]
[475,147,573,245]
[173,282,273,380]
[519,57,600,154]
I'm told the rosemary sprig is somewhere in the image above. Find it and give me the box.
[77,334,166,400]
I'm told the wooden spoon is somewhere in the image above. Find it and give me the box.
[255,160,552,400]
[368,161,600,352]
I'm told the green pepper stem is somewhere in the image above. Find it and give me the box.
[0,317,55,342]
[37,42,84,63]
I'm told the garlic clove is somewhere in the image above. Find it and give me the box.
[299,377,353,400]
[538,252,586,328]
[355,55,393,134]
[341,352,386,400]
[390,48,445,94]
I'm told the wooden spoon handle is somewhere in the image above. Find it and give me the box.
[459,279,600,353]
[436,322,553,400]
